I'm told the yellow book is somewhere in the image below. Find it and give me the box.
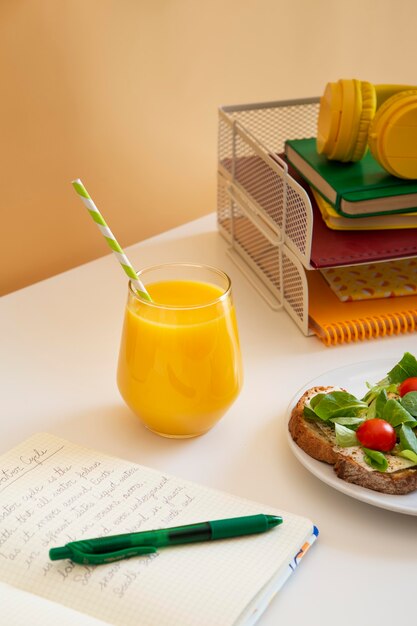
[311,188,417,230]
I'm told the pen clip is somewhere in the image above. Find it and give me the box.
[68,544,157,565]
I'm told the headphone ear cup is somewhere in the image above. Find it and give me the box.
[369,90,417,178]
[316,81,343,157]
[350,81,377,161]
[317,79,376,162]
[331,79,365,162]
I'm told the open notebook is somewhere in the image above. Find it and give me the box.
[0,434,317,626]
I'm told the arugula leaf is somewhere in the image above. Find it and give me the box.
[310,392,367,421]
[382,399,417,428]
[362,448,388,472]
[387,352,417,383]
[398,424,417,455]
[398,449,417,464]
[400,391,417,417]
[335,423,359,447]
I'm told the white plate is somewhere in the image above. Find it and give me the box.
[286,357,417,516]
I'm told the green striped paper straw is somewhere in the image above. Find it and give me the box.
[72,179,151,301]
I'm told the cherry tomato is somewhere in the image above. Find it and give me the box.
[398,377,417,397]
[356,418,396,452]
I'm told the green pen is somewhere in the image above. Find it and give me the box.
[49,514,282,565]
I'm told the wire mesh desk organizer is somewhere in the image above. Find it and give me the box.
[217,98,417,346]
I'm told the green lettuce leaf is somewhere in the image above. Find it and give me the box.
[335,423,359,447]
[382,399,417,428]
[303,393,327,419]
[375,389,388,418]
[400,391,417,417]
[362,382,398,404]
[398,449,417,464]
[309,392,367,421]
[367,399,377,419]
[303,406,322,420]
[398,424,417,454]
[310,394,326,410]
[362,448,388,472]
[387,352,417,384]
[330,417,365,427]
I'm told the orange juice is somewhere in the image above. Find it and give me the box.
[117,268,242,437]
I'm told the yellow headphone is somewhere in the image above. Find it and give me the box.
[316,79,417,179]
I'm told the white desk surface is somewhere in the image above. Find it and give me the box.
[2,213,416,625]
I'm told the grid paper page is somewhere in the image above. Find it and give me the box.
[0,582,109,626]
[0,433,314,626]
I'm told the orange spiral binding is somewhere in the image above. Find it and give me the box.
[315,310,417,346]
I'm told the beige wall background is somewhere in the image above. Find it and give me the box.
[2,0,416,294]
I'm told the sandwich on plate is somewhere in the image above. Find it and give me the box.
[289,352,417,495]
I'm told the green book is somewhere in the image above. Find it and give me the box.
[284,138,417,218]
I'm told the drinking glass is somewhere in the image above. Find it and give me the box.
[117,263,243,437]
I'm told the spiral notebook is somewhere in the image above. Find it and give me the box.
[0,433,318,626]
[307,269,417,346]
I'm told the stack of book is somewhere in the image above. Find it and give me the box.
[284,138,417,345]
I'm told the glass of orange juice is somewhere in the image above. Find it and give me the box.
[117,263,243,438]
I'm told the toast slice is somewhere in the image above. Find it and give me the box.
[289,386,417,495]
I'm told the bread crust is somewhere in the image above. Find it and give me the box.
[289,386,417,495]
